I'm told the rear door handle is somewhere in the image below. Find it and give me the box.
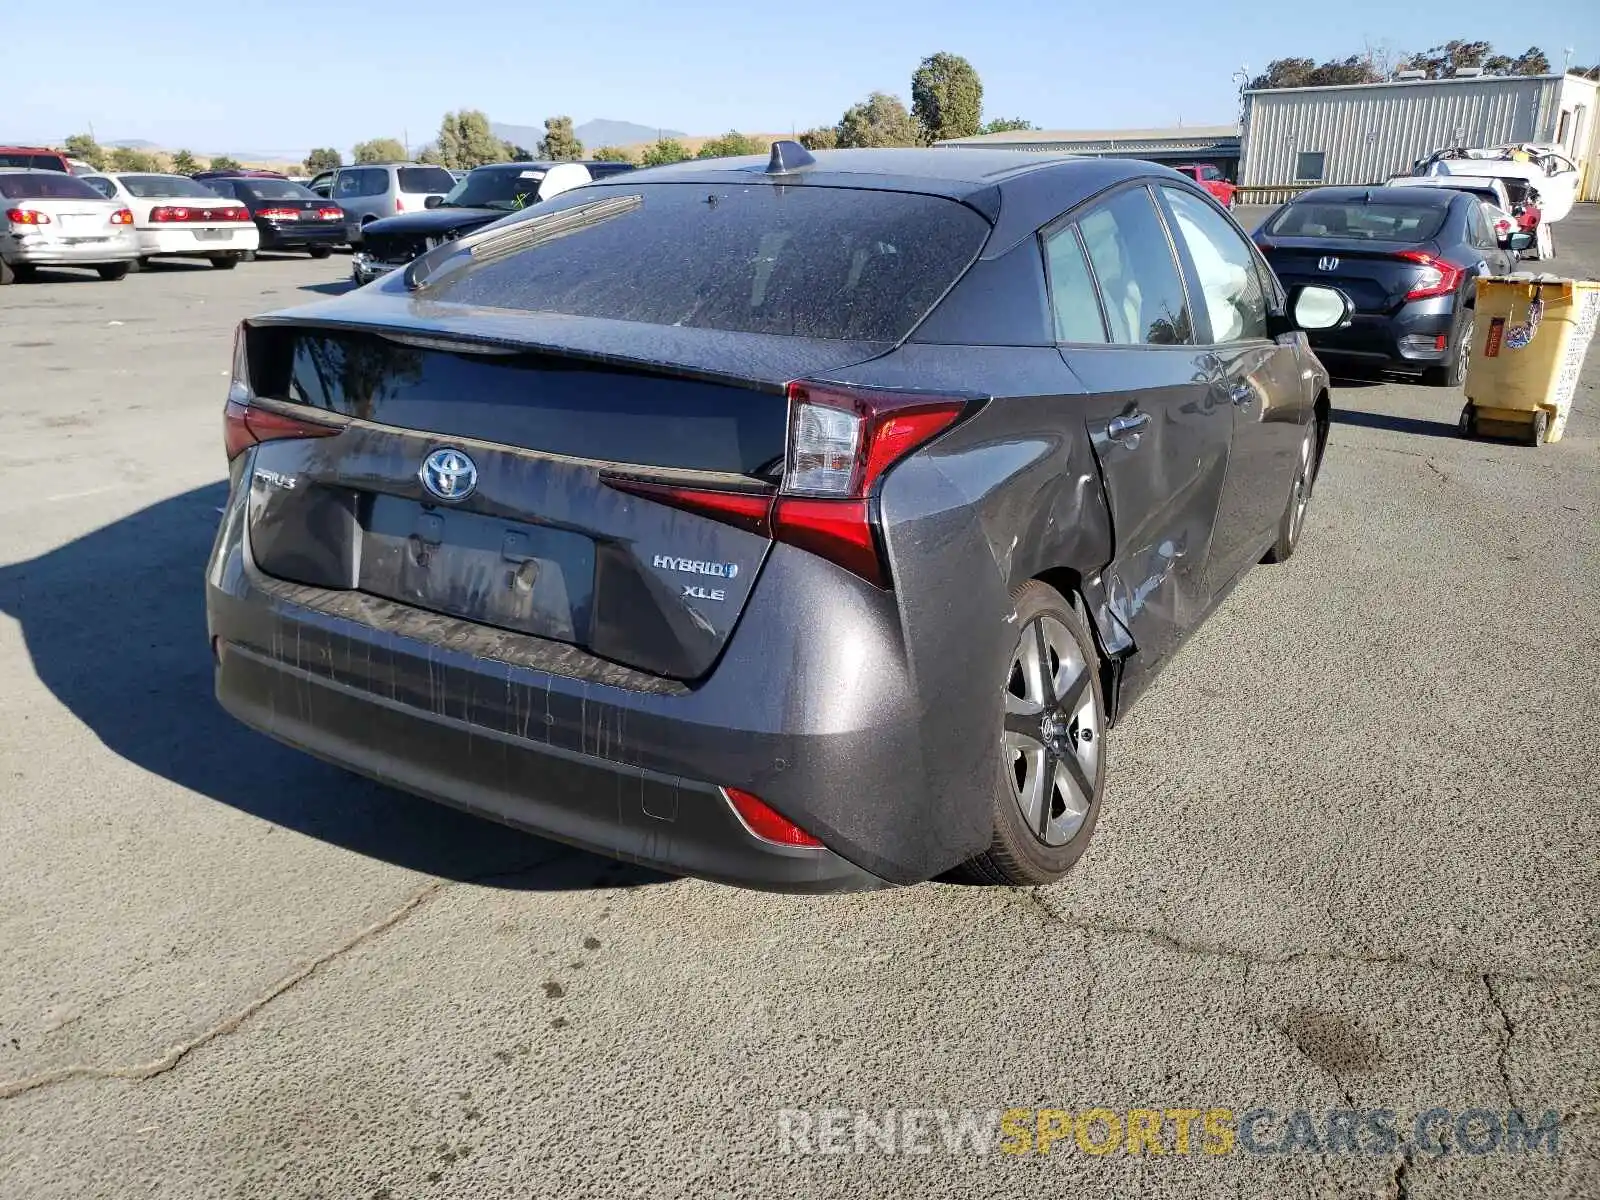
[1106,410,1150,441]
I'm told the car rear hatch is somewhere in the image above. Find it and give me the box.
[1257,237,1443,314]
[255,196,335,232]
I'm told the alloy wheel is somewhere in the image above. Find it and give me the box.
[1003,615,1100,847]
[1289,428,1314,543]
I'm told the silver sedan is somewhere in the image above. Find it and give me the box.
[0,168,139,283]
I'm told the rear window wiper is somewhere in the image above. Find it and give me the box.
[405,194,643,292]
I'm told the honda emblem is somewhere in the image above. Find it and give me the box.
[1318,256,1340,271]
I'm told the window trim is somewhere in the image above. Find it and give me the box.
[1293,151,1327,183]
[1039,220,1111,346]
[1155,182,1277,348]
[1038,179,1199,351]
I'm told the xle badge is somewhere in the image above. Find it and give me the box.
[683,585,726,602]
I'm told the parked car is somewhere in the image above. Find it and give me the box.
[351,160,607,284]
[199,176,344,257]
[325,163,459,245]
[0,168,137,283]
[192,168,288,182]
[1172,163,1235,208]
[78,172,259,269]
[1382,175,1522,245]
[209,146,1352,892]
[0,146,72,173]
[1254,185,1530,386]
[307,170,336,198]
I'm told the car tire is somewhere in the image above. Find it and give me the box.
[308,246,333,259]
[955,580,1106,887]
[209,255,237,269]
[1423,311,1473,388]
[0,258,15,285]
[128,257,150,273]
[240,249,258,263]
[96,263,130,281]
[1263,421,1319,563]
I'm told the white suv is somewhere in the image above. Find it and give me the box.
[326,163,457,245]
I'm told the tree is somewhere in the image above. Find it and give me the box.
[1572,65,1600,81]
[507,144,534,162]
[417,144,445,165]
[208,154,242,172]
[1249,55,1380,89]
[978,117,1035,135]
[835,92,922,148]
[305,147,342,172]
[107,147,157,171]
[63,133,107,170]
[590,145,635,163]
[695,131,766,159]
[536,115,583,162]
[170,149,199,176]
[1400,40,1492,79]
[640,138,691,167]
[797,127,837,151]
[435,110,510,169]
[353,138,406,164]
[911,52,983,144]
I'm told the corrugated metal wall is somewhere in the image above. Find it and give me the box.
[1240,78,1561,203]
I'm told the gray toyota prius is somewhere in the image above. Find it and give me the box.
[206,145,1349,892]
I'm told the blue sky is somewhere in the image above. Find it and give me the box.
[9,0,1597,157]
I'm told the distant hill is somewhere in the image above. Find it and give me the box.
[490,118,686,152]
[107,139,161,150]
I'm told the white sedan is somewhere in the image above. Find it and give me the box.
[79,172,259,269]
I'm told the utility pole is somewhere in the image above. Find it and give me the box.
[1563,47,1574,72]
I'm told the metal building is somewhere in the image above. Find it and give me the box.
[936,125,1241,177]
[1239,72,1600,204]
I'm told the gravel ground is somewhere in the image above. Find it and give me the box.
[1,215,1596,1199]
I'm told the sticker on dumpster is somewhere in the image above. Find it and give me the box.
[1504,292,1545,351]
[1485,317,1505,357]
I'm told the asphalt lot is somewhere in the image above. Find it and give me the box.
[1,218,1597,1199]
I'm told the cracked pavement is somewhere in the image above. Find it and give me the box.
[1,215,1597,1199]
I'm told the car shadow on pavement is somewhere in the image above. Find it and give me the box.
[299,280,358,296]
[0,483,671,892]
[1331,408,1461,439]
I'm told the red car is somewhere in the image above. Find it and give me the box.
[0,146,72,173]
[1172,164,1235,208]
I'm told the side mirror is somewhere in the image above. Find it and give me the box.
[424,194,444,209]
[1502,230,1534,251]
[1287,283,1353,331]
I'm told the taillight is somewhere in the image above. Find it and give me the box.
[317,206,342,221]
[722,788,823,848]
[395,197,404,212]
[6,208,50,225]
[223,324,342,460]
[224,208,252,221]
[110,208,134,225]
[604,382,970,587]
[256,207,300,220]
[1394,249,1465,301]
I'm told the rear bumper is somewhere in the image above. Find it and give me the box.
[3,231,138,264]
[138,226,261,256]
[203,459,1000,890]
[1305,298,1457,371]
[258,223,344,250]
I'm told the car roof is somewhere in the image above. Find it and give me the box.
[619,147,1084,189]
[1292,185,1459,207]
[0,166,71,174]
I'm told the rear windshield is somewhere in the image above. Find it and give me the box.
[1266,201,1447,242]
[0,172,104,200]
[427,183,991,342]
[120,174,228,199]
[443,168,545,210]
[238,180,320,201]
[398,167,456,194]
[0,153,67,170]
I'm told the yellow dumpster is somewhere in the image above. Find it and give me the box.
[1462,276,1600,445]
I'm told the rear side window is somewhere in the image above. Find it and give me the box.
[398,167,455,194]
[337,168,386,198]
[0,173,105,201]
[82,176,117,199]
[1042,225,1107,343]
[427,184,991,343]
[1077,187,1193,346]
[0,152,67,170]
[1266,201,1447,242]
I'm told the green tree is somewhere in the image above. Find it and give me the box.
[63,133,107,170]
[208,154,242,172]
[797,127,837,151]
[1572,65,1600,81]
[1249,55,1381,89]
[695,130,766,159]
[835,92,922,148]
[417,144,445,165]
[537,115,584,161]
[911,51,984,144]
[1399,40,1492,79]
[108,147,158,171]
[640,138,691,167]
[435,110,510,169]
[507,143,534,161]
[590,145,635,163]
[352,138,407,164]
[978,117,1035,135]
[305,147,342,172]
[170,149,199,176]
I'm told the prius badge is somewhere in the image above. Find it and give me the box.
[419,447,477,501]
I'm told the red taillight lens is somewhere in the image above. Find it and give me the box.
[225,208,252,221]
[395,197,404,212]
[6,207,49,225]
[256,207,300,220]
[602,382,969,588]
[1394,249,1464,301]
[224,324,341,460]
[722,788,823,848]
[316,206,342,221]
[110,208,134,225]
